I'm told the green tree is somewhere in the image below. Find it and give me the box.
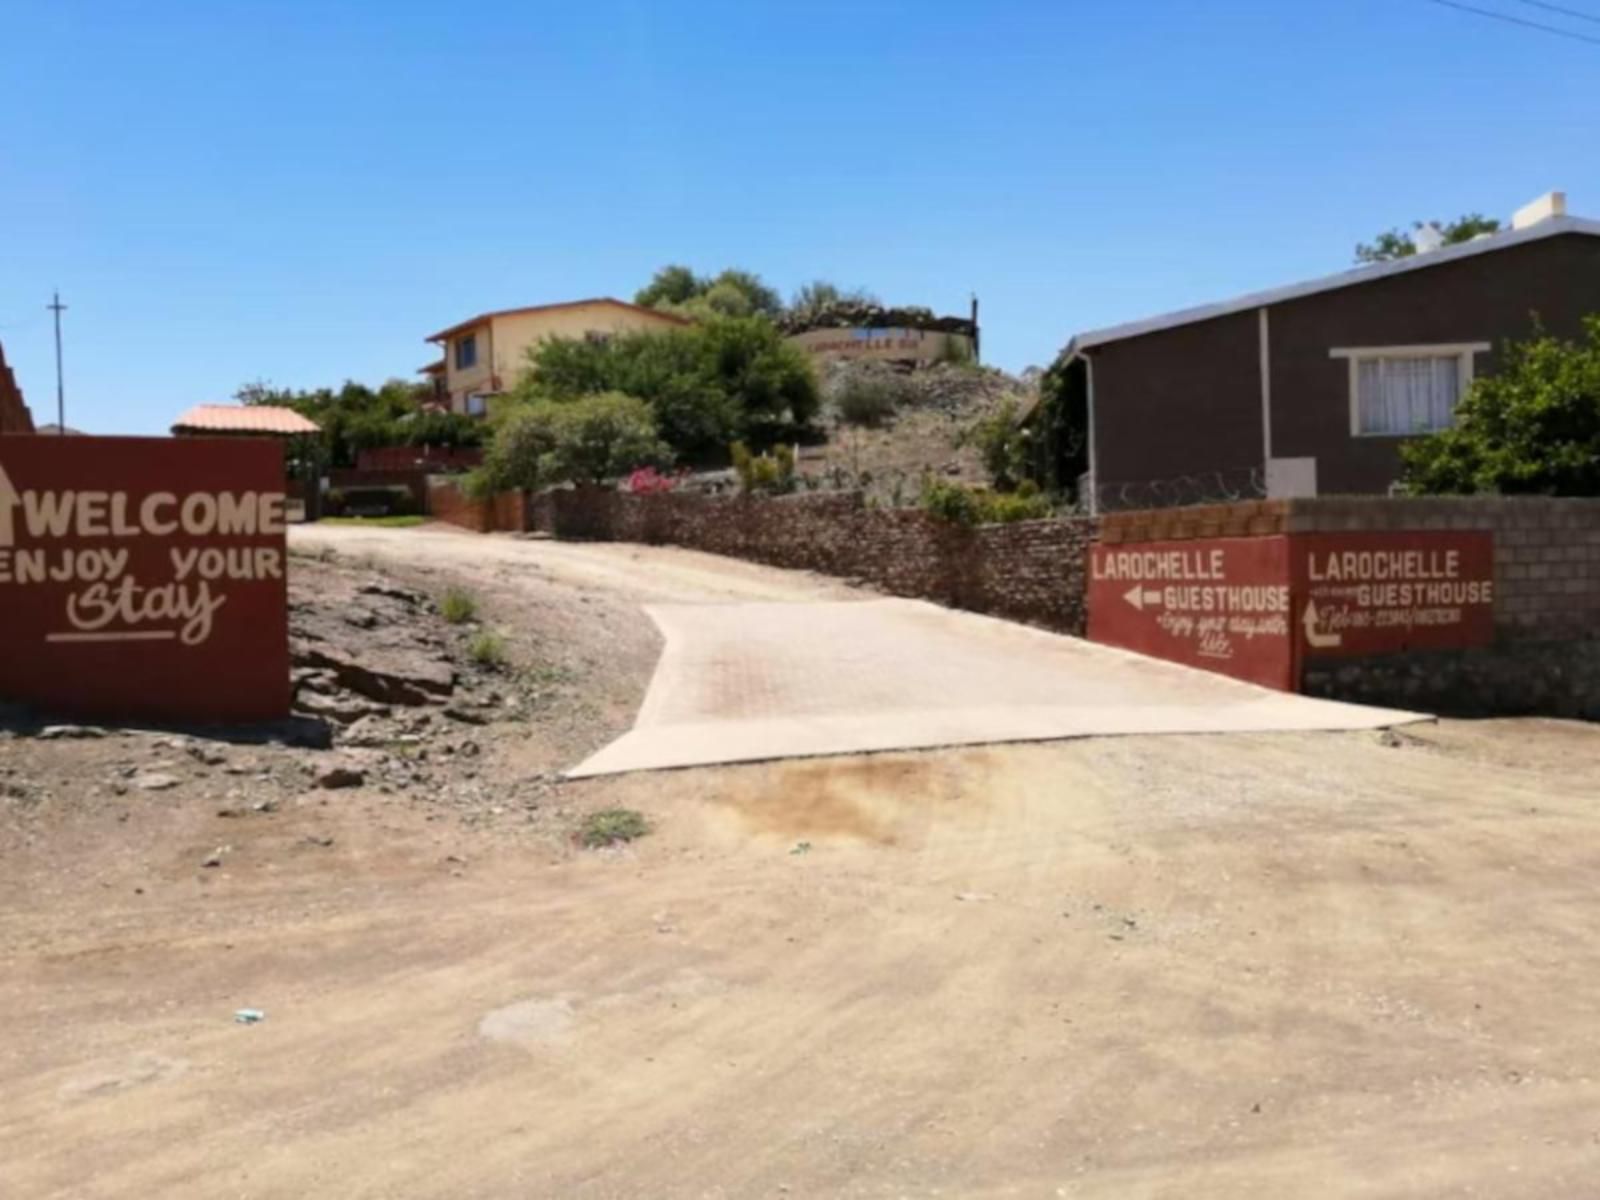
[966,397,1029,491]
[635,264,702,309]
[786,280,880,326]
[1402,317,1600,496]
[513,317,818,457]
[1355,214,1501,264]
[483,392,668,490]
[634,264,783,322]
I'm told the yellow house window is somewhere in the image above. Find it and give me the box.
[454,334,478,370]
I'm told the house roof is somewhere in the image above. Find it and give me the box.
[425,297,692,344]
[171,404,321,436]
[1067,214,1600,355]
[418,359,446,375]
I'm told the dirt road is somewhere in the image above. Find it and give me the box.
[5,528,1600,1198]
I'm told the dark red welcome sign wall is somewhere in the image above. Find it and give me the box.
[0,435,290,722]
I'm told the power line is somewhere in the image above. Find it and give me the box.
[1423,0,1600,44]
[1512,0,1600,26]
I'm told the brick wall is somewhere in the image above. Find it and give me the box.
[529,487,1095,634]
[428,480,494,532]
[428,479,527,534]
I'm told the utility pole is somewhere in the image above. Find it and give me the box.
[47,291,67,434]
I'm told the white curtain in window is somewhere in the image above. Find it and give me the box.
[1358,356,1459,434]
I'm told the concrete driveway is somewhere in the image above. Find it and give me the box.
[570,597,1421,776]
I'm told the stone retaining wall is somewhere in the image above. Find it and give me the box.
[1303,642,1600,720]
[434,481,1598,718]
[529,487,1095,634]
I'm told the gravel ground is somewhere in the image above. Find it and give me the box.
[4,526,1600,1199]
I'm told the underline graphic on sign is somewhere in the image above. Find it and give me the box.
[45,631,178,644]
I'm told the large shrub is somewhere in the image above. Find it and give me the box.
[515,317,819,458]
[1403,317,1600,496]
[965,397,1030,491]
[831,369,911,428]
[483,392,668,490]
[636,265,783,321]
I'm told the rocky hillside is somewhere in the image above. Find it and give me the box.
[797,360,1035,504]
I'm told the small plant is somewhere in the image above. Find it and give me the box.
[833,373,906,428]
[467,630,508,669]
[730,441,797,495]
[920,478,1050,526]
[579,807,651,848]
[460,467,496,502]
[440,588,478,624]
[626,465,682,494]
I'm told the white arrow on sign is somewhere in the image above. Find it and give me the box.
[1302,598,1342,649]
[1121,586,1164,612]
[0,462,17,549]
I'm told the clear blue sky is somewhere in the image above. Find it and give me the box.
[2,0,1596,434]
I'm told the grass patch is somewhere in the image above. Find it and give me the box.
[467,630,508,669]
[318,515,427,528]
[440,588,478,624]
[579,808,651,848]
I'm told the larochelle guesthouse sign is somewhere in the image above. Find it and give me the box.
[0,436,290,722]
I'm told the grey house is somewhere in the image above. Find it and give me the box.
[1047,193,1600,511]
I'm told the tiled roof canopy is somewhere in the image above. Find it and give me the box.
[171,404,321,435]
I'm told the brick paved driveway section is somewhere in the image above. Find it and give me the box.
[568,598,1423,776]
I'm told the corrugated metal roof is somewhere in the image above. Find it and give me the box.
[1068,214,1600,353]
[171,404,321,435]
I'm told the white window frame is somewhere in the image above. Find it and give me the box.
[1330,343,1490,438]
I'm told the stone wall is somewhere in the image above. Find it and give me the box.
[1302,643,1600,720]
[528,487,1095,634]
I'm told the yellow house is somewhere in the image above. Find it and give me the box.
[422,298,690,415]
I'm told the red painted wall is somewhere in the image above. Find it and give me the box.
[1292,531,1495,660]
[1089,536,1296,689]
[1089,530,1497,691]
[0,436,290,722]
